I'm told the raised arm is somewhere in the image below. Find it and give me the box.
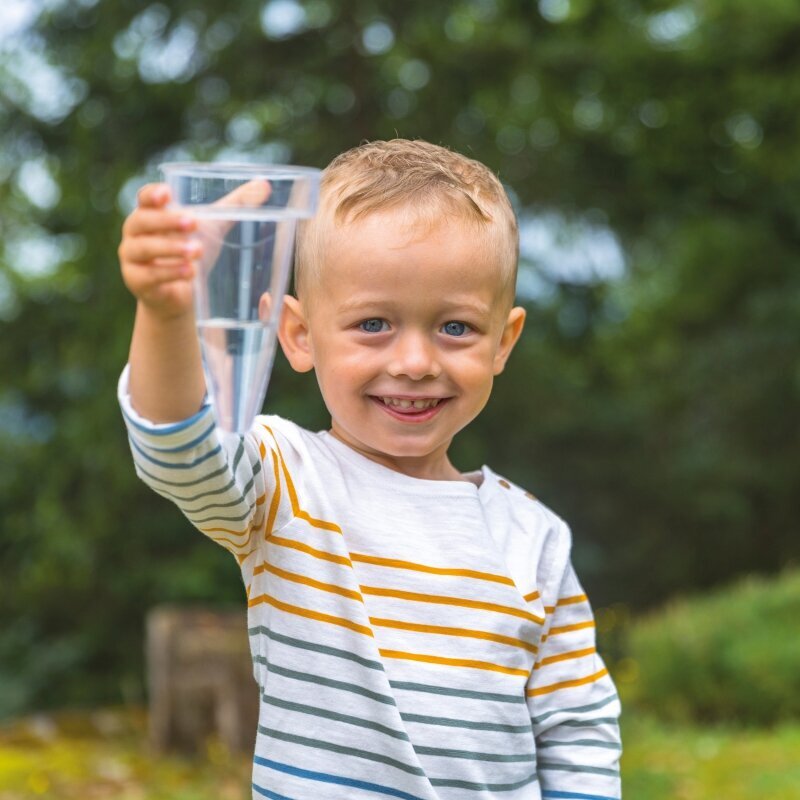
[119,183,206,422]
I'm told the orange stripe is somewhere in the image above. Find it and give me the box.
[255,494,266,507]
[253,561,363,602]
[270,535,353,567]
[527,667,608,697]
[247,593,373,637]
[523,590,540,602]
[545,620,596,639]
[350,552,515,586]
[557,594,588,607]
[380,649,529,677]
[533,646,596,669]
[202,526,249,537]
[361,585,544,625]
[262,426,343,534]
[369,617,538,654]
[295,508,342,533]
[265,451,281,537]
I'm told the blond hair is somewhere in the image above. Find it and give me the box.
[294,139,519,304]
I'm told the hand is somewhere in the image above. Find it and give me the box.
[119,183,200,320]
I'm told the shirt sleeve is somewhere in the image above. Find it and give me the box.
[117,365,268,560]
[527,553,622,800]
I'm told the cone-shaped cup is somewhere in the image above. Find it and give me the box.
[160,162,321,433]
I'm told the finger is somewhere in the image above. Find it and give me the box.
[123,209,197,237]
[125,260,195,288]
[137,183,172,208]
[214,179,272,209]
[121,236,201,265]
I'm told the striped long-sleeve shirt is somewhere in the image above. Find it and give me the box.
[120,372,621,800]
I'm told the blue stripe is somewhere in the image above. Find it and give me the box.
[252,783,296,800]
[129,435,222,469]
[121,401,210,435]
[254,756,427,800]
[134,421,217,453]
[542,790,620,800]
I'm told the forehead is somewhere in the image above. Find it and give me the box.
[320,209,507,291]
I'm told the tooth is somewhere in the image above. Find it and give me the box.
[398,400,412,409]
[382,397,391,405]
[413,400,426,409]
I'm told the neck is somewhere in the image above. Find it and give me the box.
[328,428,466,482]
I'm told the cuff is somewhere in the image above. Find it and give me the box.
[118,364,215,449]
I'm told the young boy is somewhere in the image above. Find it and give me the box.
[118,139,621,800]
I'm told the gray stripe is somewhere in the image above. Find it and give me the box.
[248,626,385,672]
[135,421,216,453]
[537,738,622,751]
[130,435,221,468]
[151,474,237,504]
[538,760,620,777]
[250,630,533,737]
[400,712,531,734]
[232,439,247,472]
[391,680,524,705]
[254,656,397,706]
[557,717,619,728]
[530,692,619,725]
[258,726,425,776]
[178,471,256,511]
[136,459,230,488]
[262,694,410,741]
[182,494,254,514]
[430,771,538,791]
[415,744,534,763]
[187,508,251,524]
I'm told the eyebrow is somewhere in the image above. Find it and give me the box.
[336,297,493,317]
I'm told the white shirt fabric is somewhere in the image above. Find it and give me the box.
[119,366,621,800]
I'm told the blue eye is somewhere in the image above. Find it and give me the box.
[442,321,469,336]
[360,318,387,333]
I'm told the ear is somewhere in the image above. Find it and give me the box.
[493,306,526,375]
[278,295,315,373]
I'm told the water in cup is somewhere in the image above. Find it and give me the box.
[160,163,321,433]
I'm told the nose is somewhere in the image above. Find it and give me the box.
[387,330,442,381]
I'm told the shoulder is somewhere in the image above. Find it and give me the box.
[481,466,573,592]
[483,465,572,544]
[249,413,346,479]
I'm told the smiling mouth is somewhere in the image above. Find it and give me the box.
[369,395,450,418]
[379,397,443,410]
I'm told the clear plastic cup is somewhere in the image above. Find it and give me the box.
[160,162,321,433]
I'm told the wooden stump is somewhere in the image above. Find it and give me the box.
[146,606,258,754]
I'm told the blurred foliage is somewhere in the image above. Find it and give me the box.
[621,569,800,726]
[0,708,251,799]
[1,708,799,799]
[0,0,799,714]
[620,713,800,799]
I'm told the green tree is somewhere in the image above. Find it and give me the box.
[1,0,798,714]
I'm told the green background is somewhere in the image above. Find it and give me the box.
[1,0,798,796]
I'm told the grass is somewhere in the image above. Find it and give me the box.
[1,708,799,799]
[0,709,250,800]
[621,713,800,799]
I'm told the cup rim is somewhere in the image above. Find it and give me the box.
[159,161,321,181]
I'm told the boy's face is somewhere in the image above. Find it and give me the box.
[279,210,525,480]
